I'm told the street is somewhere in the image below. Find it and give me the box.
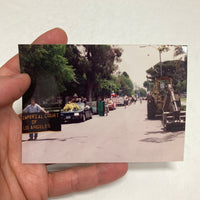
[22,101,185,163]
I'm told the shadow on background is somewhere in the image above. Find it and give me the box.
[145,129,166,135]
[128,162,175,171]
[22,136,88,143]
[47,163,92,172]
[47,162,174,173]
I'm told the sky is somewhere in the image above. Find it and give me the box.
[116,45,187,88]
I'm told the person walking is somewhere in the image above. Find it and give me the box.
[124,96,128,109]
[104,97,109,116]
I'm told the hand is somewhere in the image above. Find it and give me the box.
[0,28,128,199]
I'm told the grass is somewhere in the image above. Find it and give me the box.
[180,97,186,111]
[181,97,186,104]
[181,105,186,111]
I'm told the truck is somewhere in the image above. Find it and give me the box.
[147,76,186,130]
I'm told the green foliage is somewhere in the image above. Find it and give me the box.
[19,45,75,105]
[63,45,87,98]
[20,44,134,105]
[134,88,147,97]
[98,72,134,98]
[143,81,148,88]
[139,88,147,97]
[143,81,154,91]
[146,60,187,94]
[181,105,186,111]
[63,45,124,100]
[122,71,129,78]
[99,79,117,98]
[75,45,122,101]
[119,73,134,96]
[176,80,187,93]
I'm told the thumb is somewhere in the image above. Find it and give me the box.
[0,73,31,107]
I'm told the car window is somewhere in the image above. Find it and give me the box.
[77,103,84,109]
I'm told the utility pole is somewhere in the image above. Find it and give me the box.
[159,49,162,77]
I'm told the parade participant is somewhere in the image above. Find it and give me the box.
[130,96,134,104]
[71,93,80,103]
[81,96,87,106]
[23,98,47,140]
[124,96,128,109]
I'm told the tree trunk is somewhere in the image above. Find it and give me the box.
[87,80,94,102]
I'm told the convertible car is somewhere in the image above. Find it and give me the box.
[61,102,92,124]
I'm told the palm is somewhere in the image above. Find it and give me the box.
[0,28,128,200]
[0,106,49,199]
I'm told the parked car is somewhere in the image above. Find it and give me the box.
[108,100,116,110]
[61,102,92,123]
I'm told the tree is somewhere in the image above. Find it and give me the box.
[98,79,119,98]
[134,88,147,97]
[79,45,122,101]
[176,80,187,93]
[19,45,75,106]
[145,60,187,94]
[174,45,187,58]
[119,72,134,96]
[146,60,186,79]
[62,45,88,102]
[174,45,187,77]
[122,71,129,78]
[143,81,154,91]
[139,88,147,97]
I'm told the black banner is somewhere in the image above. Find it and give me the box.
[22,112,61,133]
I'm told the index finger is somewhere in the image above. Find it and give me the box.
[1,28,68,75]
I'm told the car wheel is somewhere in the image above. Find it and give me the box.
[82,114,86,122]
[90,111,93,119]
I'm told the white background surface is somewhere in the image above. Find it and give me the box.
[0,0,200,199]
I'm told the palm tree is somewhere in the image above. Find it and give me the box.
[174,45,187,62]
[173,45,187,77]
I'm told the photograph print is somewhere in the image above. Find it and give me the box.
[19,44,187,163]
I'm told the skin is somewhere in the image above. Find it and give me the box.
[31,100,35,106]
[0,28,128,200]
[28,99,46,113]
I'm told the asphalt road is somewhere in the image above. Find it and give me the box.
[22,101,185,163]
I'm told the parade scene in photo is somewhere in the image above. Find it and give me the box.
[19,44,187,163]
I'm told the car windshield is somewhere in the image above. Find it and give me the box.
[77,102,85,109]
